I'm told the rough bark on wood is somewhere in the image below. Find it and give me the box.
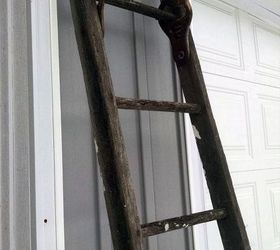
[69,1,143,249]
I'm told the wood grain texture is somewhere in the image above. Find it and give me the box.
[101,0,176,20]
[176,33,251,250]
[159,1,250,248]
[141,209,226,237]
[69,0,142,249]
[69,0,250,249]
[116,96,200,113]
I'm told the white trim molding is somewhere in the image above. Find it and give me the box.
[31,0,65,249]
[219,0,280,26]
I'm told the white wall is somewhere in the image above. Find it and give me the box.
[188,0,280,249]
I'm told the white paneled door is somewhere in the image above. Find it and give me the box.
[188,0,280,249]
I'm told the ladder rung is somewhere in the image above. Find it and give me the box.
[100,0,176,20]
[141,209,226,237]
[116,97,200,113]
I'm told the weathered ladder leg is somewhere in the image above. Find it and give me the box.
[69,1,142,249]
[182,34,251,250]
[159,1,250,249]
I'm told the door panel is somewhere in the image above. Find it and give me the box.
[190,0,280,249]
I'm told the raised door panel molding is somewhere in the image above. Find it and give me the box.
[207,86,253,162]
[266,180,280,249]
[259,95,280,155]
[192,0,244,69]
[202,183,262,250]
[234,183,263,250]
[253,23,280,80]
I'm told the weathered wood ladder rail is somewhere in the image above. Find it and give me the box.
[69,0,251,249]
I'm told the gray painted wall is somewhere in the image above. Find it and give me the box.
[57,0,193,249]
[0,0,34,249]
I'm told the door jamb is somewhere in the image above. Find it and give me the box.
[31,0,65,249]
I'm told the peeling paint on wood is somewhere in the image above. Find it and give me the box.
[69,0,143,249]
[192,125,201,139]
[141,209,226,237]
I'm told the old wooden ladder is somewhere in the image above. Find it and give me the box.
[69,0,251,249]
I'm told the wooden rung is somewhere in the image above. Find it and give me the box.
[141,209,226,237]
[99,0,176,21]
[116,97,201,113]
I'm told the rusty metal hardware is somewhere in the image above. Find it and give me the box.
[159,0,192,65]
[69,0,251,249]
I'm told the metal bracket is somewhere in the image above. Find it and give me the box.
[159,0,192,66]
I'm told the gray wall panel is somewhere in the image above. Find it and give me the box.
[136,6,190,249]
[57,0,192,249]
[57,1,100,249]
[0,0,33,249]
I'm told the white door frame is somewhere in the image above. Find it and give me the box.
[31,0,65,249]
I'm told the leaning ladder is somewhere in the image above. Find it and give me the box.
[69,0,251,249]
